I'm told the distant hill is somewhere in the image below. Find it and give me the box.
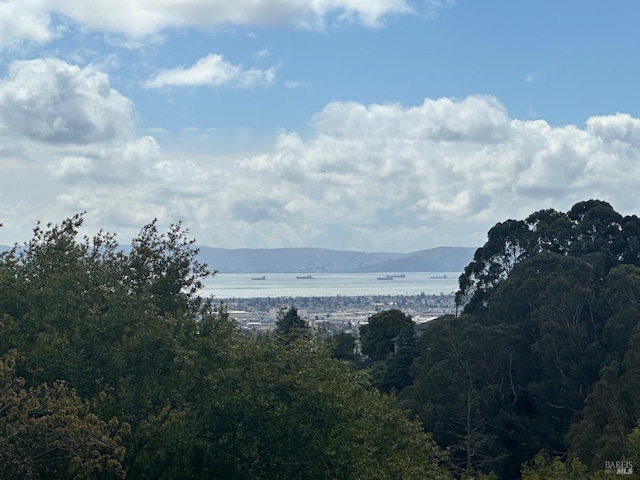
[361,247,476,273]
[196,247,403,273]
[0,244,477,273]
[196,246,476,273]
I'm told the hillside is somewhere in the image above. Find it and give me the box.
[1,244,476,273]
[360,247,475,273]
[196,246,476,273]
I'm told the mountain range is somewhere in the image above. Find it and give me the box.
[0,244,477,274]
[197,246,476,273]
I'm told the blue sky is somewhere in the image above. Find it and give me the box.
[1,0,640,252]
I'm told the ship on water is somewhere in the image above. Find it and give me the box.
[251,276,266,280]
[296,275,314,279]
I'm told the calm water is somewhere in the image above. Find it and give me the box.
[201,272,461,299]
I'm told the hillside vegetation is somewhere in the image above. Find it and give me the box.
[0,214,450,479]
[4,199,640,479]
[392,200,640,478]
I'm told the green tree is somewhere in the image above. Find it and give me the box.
[0,214,219,477]
[276,305,306,333]
[176,333,453,479]
[379,325,418,393]
[127,219,213,316]
[0,349,127,479]
[457,200,640,315]
[625,422,640,474]
[275,306,310,343]
[331,331,357,361]
[402,315,523,478]
[360,309,414,361]
[457,218,533,314]
[520,452,599,480]
[0,215,456,479]
[567,265,640,471]
[408,252,608,477]
[399,200,640,478]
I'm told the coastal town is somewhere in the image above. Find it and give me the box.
[222,293,456,334]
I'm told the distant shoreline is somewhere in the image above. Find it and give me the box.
[201,271,460,299]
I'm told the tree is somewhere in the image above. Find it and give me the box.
[176,333,453,479]
[275,306,310,343]
[0,349,127,479]
[127,219,214,317]
[402,315,525,478]
[409,200,640,478]
[457,200,640,315]
[520,453,598,480]
[0,215,455,478]
[379,325,418,393]
[409,241,613,477]
[567,266,640,471]
[331,331,357,361]
[625,421,640,472]
[457,219,533,314]
[0,214,219,477]
[360,309,414,361]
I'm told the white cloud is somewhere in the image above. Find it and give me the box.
[175,96,640,251]
[524,70,540,83]
[0,1,54,47]
[0,0,435,48]
[48,155,94,180]
[254,48,271,59]
[144,54,276,89]
[3,72,640,252]
[0,57,159,238]
[285,80,310,89]
[0,58,133,144]
[311,96,510,143]
[585,113,640,146]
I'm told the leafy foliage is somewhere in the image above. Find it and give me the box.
[520,453,597,480]
[360,309,414,361]
[402,200,640,478]
[0,349,127,479]
[457,200,640,314]
[275,306,310,343]
[177,335,451,479]
[378,324,419,393]
[0,214,452,479]
[330,331,357,361]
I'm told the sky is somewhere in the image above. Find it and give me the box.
[1,0,640,253]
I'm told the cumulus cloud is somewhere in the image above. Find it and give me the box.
[0,58,133,144]
[0,57,161,238]
[3,78,640,252]
[0,0,433,48]
[144,54,276,89]
[586,113,640,146]
[178,96,640,250]
[0,1,53,47]
[311,96,510,142]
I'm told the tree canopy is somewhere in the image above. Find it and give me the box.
[457,199,640,314]
[7,200,640,478]
[0,349,127,479]
[0,214,452,479]
[400,200,640,478]
[360,309,414,361]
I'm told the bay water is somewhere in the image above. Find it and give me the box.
[201,272,461,299]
